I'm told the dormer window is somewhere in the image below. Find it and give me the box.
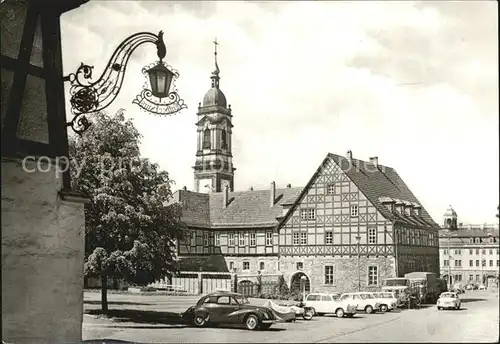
[203,128,211,149]
[221,129,227,149]
[404,206,412,216]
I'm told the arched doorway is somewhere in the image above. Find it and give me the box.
[238,280,255,297]
[290,272,311,295]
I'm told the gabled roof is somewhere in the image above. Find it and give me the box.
[169,187,302,229]
[278,153,439,230]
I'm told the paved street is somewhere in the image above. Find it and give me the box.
[83,290,499,343]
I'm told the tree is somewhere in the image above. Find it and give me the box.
[69,110,186,311]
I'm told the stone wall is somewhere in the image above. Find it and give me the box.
[280,255,396,294]
[1,158,85,343]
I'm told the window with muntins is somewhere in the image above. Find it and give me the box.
[203,232,209,246]
[325,266,334,284]
[229,261,234,270]
[489,260,493,267]
[293,233,300,245]
[259,261,265,270]
[469,249,473,255]
[301,208,316,220]
[368,228,377,244]
[469,260,473,267]
[228,233,235,247]
[243,261,250,270]
[325,231,333,244]
[266,231,273,246]
[249,233,256,247]
[367,266,378,286]
[300,232,307,245]
[239,234,245,246]
[444,260,449,266]
[327,184,335,195]
[476,260,479,267]
[350,205,359,217]
[215,233,220,246]
[296,262,303,270]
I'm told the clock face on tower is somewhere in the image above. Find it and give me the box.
[221,179,230,191]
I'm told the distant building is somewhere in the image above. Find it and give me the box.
[438,206,499,287]
[166,44,441,295]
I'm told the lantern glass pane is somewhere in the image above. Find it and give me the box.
[157,73,166,94]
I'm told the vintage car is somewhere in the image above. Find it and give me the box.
[263,300,310,321]
[339,292,381,314]
[436,292,461,310]
[181,292,277,330]
[372,292,398,312]
[304,293,357,318]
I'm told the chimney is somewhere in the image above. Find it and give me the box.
[223,184,229,208]
[346,150,353,161]
[369,157,378,167]
[249,186,254,191]
[183,186,187,190]
[287,184,291,188]
[270,181,276,207]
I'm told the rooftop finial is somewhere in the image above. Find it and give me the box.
[213,37,220,75]
[210,37,220,88]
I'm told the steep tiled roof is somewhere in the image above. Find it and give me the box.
[170,187,302,229]
[209,187,302,228]
[279,153,439,230]
[328,153,439,229]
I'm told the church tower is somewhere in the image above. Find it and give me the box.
[193,39,235,193]
[443,205,458,230]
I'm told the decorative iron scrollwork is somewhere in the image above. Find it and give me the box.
[64,31,172,135]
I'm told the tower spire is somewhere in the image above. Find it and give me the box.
[211,37,220,88]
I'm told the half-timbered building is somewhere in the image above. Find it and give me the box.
[167,44,441,295]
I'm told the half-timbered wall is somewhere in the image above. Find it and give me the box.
[278,157,396,291]
[178,228,279,256]
[279,157,394,257]
[395,225,440,276]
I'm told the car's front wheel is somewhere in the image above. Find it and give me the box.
[335,308,345,318]
[365,305,374,314]
[380,304,388,313]
[245,314,260,330]
[437,306,442,310]
[193,314,208,327]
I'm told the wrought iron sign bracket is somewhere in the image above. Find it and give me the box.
[63,30,186,135]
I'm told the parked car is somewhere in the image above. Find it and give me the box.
[436,292,461,310]
[180,292,277,330]
[478,284,487,291]
[304,293,358,318]
[339,292,381,314]
[372,292,398,312]
[265,300,313,321]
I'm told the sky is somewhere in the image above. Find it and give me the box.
[61,1,499,225]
